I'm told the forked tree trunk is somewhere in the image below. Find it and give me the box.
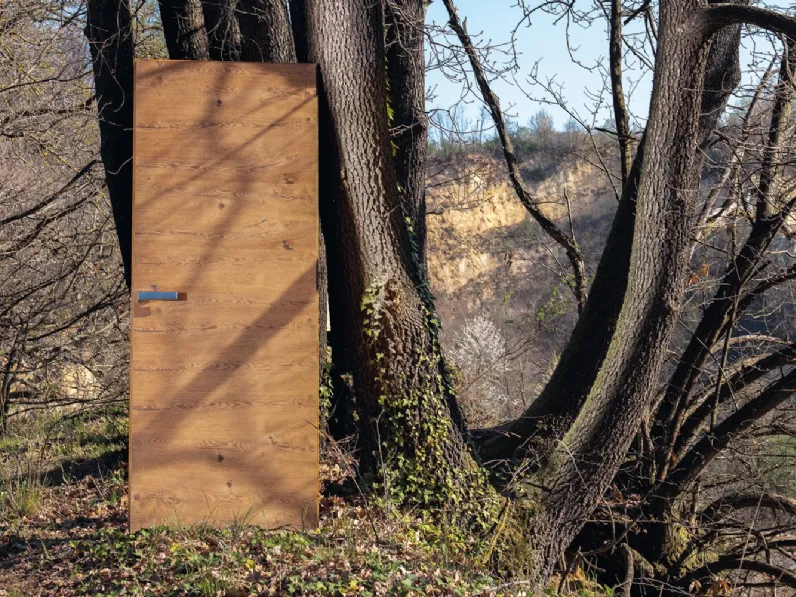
[522,0,717,580]
[480,1,743,468]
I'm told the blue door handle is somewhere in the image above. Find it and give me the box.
[137,291,179,301]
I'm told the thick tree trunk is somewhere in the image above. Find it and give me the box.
[523,0,715,581]
[385,0,429,264]
[85,0,135,288]
[239,0,296,62]
[158,0,210,60]
[303,0,486,514]
[479,8,742,466]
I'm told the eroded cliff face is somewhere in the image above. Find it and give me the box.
[425,153,615,331]
[422,151,616,425]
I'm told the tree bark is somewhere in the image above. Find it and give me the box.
[85,0,135,288]
[158,0,210,60]
[385,0,429,264]
[303,0,483,513]
[202,0,242,60]
[239,0,297,62]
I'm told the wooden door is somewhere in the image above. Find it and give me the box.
[130,60,319,531]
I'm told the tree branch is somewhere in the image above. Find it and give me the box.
[701,4,796,41]
[680,555,796,591]
[673,341,796,460]
[202,0,242,60]
[440,0,587,313]
[700,491,796,523]
[609,0,632,187]
[661,367,796,500]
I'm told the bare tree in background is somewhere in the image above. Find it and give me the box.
[0,0,138,431]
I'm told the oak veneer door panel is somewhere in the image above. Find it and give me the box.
[130,60,319,531]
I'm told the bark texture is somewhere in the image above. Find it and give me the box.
[202,0,242,60]
[303,0,483,513]
[158,0,211,60]
[239,0,297,62]
[385,0,429,264]
[85,0,135,288]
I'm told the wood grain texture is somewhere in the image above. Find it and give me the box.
[130,60,319,531]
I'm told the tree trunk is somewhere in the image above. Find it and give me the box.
[385,0,429,264]
[303,0,486,514]
[202,0,242,60]
[158,0,210,60]
[85,0,135,288]
[524,0,715,581]
[239,0,296,62]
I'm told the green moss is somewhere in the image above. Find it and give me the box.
[488,499,543,577]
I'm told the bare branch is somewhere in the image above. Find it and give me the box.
[440,0,587,313]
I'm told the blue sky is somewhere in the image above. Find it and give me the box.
[425,0,781,131]
[424,0,650,130]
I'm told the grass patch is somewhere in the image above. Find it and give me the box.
[0,476,45,520]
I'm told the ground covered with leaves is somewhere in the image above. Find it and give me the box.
[0,412,604,596]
